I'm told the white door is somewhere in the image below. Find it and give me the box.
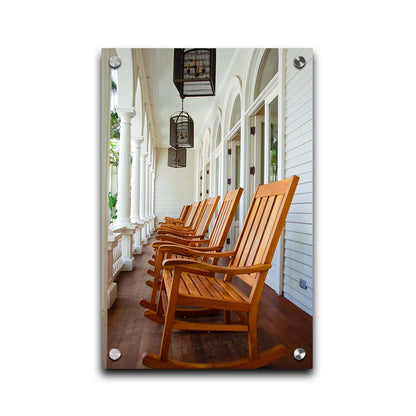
[264,94,284,294]
[198,169,203,200]
[225,133,241,250]
[204,162,210,199]
[249,114,265,200]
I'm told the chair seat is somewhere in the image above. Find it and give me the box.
[163,269,250,312]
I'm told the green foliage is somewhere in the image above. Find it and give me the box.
[109,140,119,167]
[110,111,120,140]
[109,111,120,166]
[108,192,118,223]
[270,132,278,182]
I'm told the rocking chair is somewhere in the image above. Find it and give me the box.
[142,176,299,369]
[156,199,206,235]
[140,188,243,312]
[159,204,190,226]
[145,196,219,295]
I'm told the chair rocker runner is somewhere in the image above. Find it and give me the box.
[140,189,243,313]
[141,176,299,369]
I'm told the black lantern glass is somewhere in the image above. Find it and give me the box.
[173,48,216,98]
[168,147,186,168]
[170,110,194,148]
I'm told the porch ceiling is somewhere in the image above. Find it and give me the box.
[140,48,237,148]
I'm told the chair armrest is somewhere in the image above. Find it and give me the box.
[156,243,234,257]
[157,224,193,232]
[162,258,272,275]
[156,235,209,246]
[158,230,196,237]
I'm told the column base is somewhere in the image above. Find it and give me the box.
[122,257,134,271]
[132,223,143,255]
[133,245,142,255]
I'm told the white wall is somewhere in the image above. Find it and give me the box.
[192,48,314,316]
[154,147,195,223]
[282,48,313,315]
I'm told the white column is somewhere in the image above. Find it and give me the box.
[131,136,143,223]
[131,135,144,254]
[112,108,135,271]
[145,158,151,236]
[140,147,148,244]
[152,169,156,221]
[113,108,135,230]
[149,166,155,232]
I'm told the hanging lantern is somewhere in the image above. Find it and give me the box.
[170,100,194,148]
[168,147,186,168]
[173,48,216,98]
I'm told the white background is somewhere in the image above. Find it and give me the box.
[1,1,415,415]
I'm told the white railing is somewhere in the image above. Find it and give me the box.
[112,235,123,281]
[107,232,123,309]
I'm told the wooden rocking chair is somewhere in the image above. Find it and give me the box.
[156,200,206,235]
[156,196,219,239]
[142,176,299,369]
[159,205,190,226]
[140,188,243,312]
[146,197,219,291]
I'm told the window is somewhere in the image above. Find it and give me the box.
[254,49,279,100]
[230,95,241,129]
[269,96,278,183]
[216,124,222,147]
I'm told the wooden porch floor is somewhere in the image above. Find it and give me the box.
[106,236,313,370]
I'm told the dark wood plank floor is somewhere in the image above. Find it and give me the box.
[107,235,313,370]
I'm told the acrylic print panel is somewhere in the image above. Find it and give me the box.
[101,48,313,369]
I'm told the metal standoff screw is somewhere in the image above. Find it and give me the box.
[109,348,121,361]
[109,56,122,69]
[293,347,306,361]
[293,56,306,69]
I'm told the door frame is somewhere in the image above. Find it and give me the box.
[243,50,285,294]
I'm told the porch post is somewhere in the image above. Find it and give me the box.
[149,166,155,232]
[113,108,135,229]
[112,108,135,271]
[145,157,151,237]
[140,146,148,244]
[151,169,156,229]
[131,135,144,254]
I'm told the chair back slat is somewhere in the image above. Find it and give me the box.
[177,205,186,219]
[208,188,243,249]
[180,205,190,221]
[229,176,299,288]
[232,197,262,267]
[195,197,220,236]
[184,202,200,227]
[189,200,207,229]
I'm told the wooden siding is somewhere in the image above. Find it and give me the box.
[154,148,195,224]
[283,48,313,315]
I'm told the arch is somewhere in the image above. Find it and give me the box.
[115,48,134,110]
[212,108,223,149]
[229,94,241,130]
[223,75,242,137]
[243,48,279,109]
[254,48,279,100]
[131,75,144,137]
[198,143,204,169]
[203,128,211,161]
[143,112,148,152]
